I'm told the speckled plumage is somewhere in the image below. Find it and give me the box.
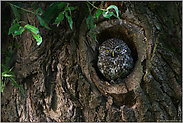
[97,38,134,81]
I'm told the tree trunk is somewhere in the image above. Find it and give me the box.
[1,1,182,122]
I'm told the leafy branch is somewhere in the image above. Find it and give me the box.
[8,2,44,46]
[1,44,25,97]
[8,2,77,46]
[8,2,35,14]
[1,64,25,97]
[2,2,77,95]
[53,2,77,30]
[86,1,120,42]
[87,1,120,19]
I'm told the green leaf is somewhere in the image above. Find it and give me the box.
[30,32,42,45]
[102,11,113,18]
[93,34,98,43]
[24,24,39,34]
[64,6,77,11]
[5,56,11,66]
[12,19,16,25]
[36,15,51,30]
[65,12,73,30]
[1,49,12,61]
[9,77,20,88]
[19,86,26,97]
[112,13,120,19]
[9,3,20,21]
[9,77,26,97]
[90,29,98,43]
[8,23,20,35]
[24,24,42,45]
[9,44,13,53]
[35,8,43,16]
[64,6,77,16]
[96,9,102,21]
[1,65,14,75]
[1,79,5,92]
[14,42,20,48]
[57,2,67,9]
[86,14,92,29]
[42,2,60,24]
[107,5,119,17]
[13,26,25,37]
[3,74,15,77]
[53,12,64,24]
[1,64,9,73]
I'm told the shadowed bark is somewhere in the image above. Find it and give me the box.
[1,1,182,122]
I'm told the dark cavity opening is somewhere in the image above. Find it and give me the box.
[93,25,138,82]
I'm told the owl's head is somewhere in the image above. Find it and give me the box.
[99,38,130,58]
[97,38,134,81]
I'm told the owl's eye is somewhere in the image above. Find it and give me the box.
[106,49,110,52]
[116,48,121,51]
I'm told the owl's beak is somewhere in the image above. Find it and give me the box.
[112,51,115,57]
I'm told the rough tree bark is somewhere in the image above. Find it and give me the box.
[1,1,182,122]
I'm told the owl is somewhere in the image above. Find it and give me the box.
[97,38,134,81]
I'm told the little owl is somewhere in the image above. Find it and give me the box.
[97,38,134,81]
